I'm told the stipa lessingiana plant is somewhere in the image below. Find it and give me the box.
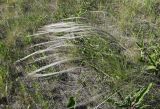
[15,20,114,108]
[16,21,92,77]
[15,18,153,108]
[16,20,122,78]
[15,19,126,108]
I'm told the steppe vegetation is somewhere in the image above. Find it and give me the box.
[0,0,160,109]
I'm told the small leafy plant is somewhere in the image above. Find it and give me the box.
[137,42,160,74]
[107,83,153,109]
[67,97,76,109]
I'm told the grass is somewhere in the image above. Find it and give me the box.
[0,0,160,108]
